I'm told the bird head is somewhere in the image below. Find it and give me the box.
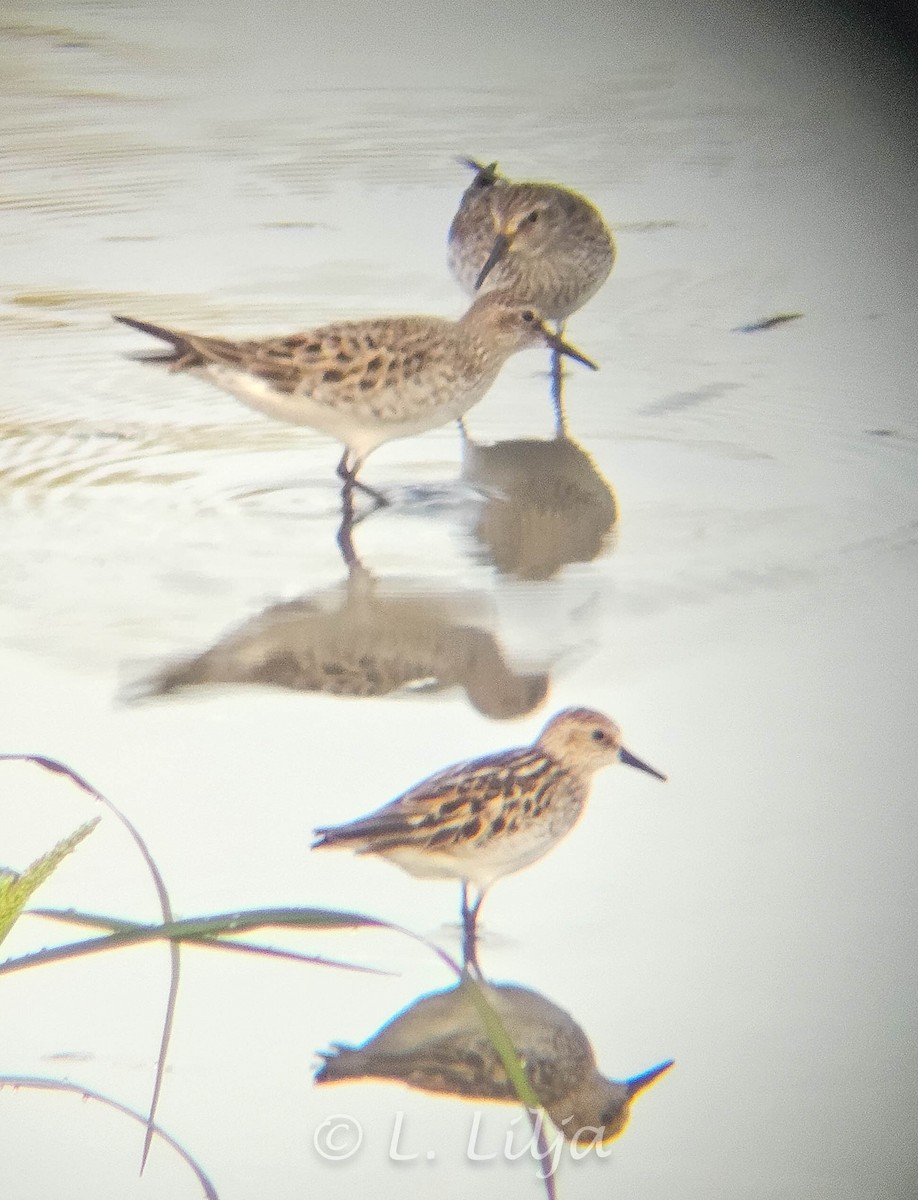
[475,187,582,289]
[553,1059,674,1145]
[463,294,597,369]
[536,707,667,779]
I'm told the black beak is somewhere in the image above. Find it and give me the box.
[625,1059,675,1098]
[475,231,513,290]
[619,746,667,781]
[541,326,599,371]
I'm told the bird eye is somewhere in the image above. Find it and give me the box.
[527,210,539,223]
[521,309,535,323]
[591,729,606,742]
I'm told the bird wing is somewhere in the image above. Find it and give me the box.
[376,1041,520,1101]
[312,747,553,852]
[315,1035,515,1097]
[116,314,457,402]
[318,1031,584,1107]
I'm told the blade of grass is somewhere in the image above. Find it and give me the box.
[0,757,172,918]
[186,937,394,974]
[15,904,467,973]
[459,974,558,1199]
[0,906,410,976]
[0,1075,218,1198]
[29,908,392,974]
[0,753,179,1169]
[459,976,543,1109]
[0,819,99,945]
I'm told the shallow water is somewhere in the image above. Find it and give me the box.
[1,3,917,1198]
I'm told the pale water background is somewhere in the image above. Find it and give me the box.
[1,1,917,1197]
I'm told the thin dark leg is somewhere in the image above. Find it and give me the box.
[335,448,352,484]
[335,448,390,509]
[550,321,569,438]
[461,883,485,976]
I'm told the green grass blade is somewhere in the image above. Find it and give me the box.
[459,974,558,1199]
[0,753,180,1170]
[458,975,543,1109]
[0,819,99,946]
[28,908,392,974]
[0,906,399,977]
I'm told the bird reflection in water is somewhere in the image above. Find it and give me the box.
[459,394,617,581]
[316,977,673,1146]
[135,486,548,720]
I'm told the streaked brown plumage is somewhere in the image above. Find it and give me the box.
[448,159,616,324]
[312,706,666,967]
[316,979,674,1144]
[114,292,596,498]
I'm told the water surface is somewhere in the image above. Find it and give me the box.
[1,3,917,1198]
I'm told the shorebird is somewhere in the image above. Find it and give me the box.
[114,293,596,503]
[448,158,615,412]
[316,979,674,1144]
[312,707,665,969]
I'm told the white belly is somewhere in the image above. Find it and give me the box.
[379,818,572,892]
[196,362,497,462]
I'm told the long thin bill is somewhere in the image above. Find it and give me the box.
[542,328,599,370]
[475,232,512,289]
[619,745,667,781]
[625,1059,675,1098]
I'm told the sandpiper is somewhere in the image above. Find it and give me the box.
[448,159,615,413]
[316,979,674,1144]
[312,707,665,968]
[114,293,596,502]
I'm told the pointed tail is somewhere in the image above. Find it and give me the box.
[113,314,194,364]
[314,1044,365,1084]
